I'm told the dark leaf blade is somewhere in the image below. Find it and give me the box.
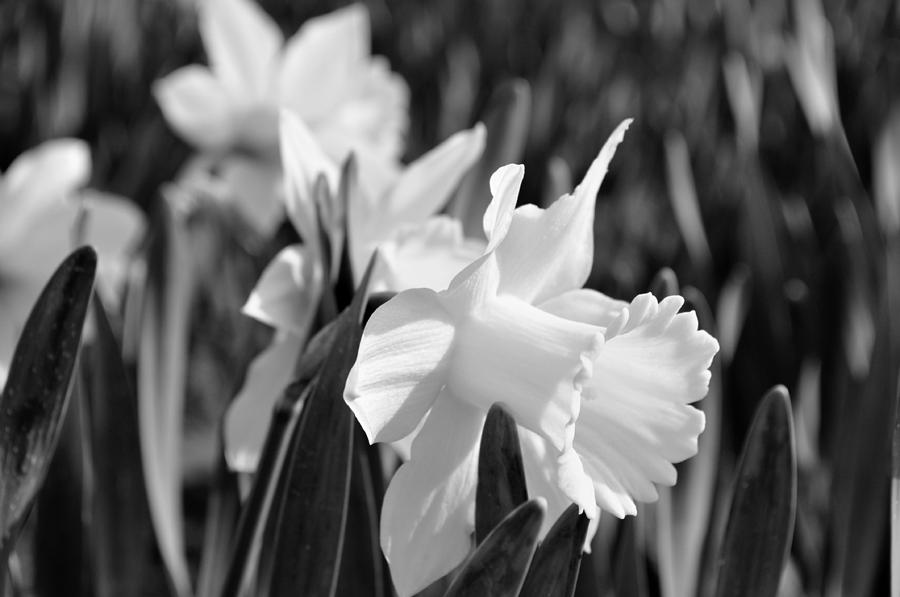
[714,386,797,597]
[475,403,528,544]
[264,256,374,597]
[443,498,545,597]
[520,504,589,597]
[0,245,96,553]
[82,293,157,597]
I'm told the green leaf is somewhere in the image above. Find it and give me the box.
[263,256,374,597]
[611,517,649,597]
[475,403,528,545]
[442,499,546,597]
[519,504,589,597]
[0,246,96,556]
[714,386,796,597]
[80,294,156,597]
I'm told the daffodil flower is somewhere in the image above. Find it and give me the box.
[0,139,145,387]
[223,112,486,472]
[154,0,409,234]
[343,120,720,596]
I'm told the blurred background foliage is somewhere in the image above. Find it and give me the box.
[1,0,900,595]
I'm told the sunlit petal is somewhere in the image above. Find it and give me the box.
[577,293,717,516]
[492,120,631,303]
[344,288,455,444]
[380,394,484,597]
[225,332,304,473]
[242,244,323,337]
[153,66,236,150]
[539,288,629,329]
[199,0,283,100]
[370,216,485,292]
[482,164,524,250]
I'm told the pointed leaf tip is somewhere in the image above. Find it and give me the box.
[520,504,589,597]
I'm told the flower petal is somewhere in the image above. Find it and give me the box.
[81,190,146,302]
[199,0,283,100]
[153,65,236,151]
[225,332,305,473]
[576,293,718,517]
[482,164,524,250]
[278,4,369,122]
[366,216,485,293]
[279,110,339,247]
[217,155,285,235]
[539,288,629,329]
[447,292,603,452]
[376,124,486,235]
[380,393,484,597]
[242,244,323,336]
[0,199,78,282]
[0,139,89,255]
[492,120,631,304]
[344,288,455,444]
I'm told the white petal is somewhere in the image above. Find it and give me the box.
[539,288,629,329]
[576,293,718,517]
[81,190,146,300]
[279,110,339,247]
[278,4,369,122]
[153,66,236,150]
[369,216,486,293]
[482,164,524,250]
[0,199,79,281]
[242,244,323,336]
[447,292,603,452]
[217,155,284,235]
[492,121,631,304]
[198,0,282,100]
[379,124,485,232]
[344,288,455,444]
[225,332,305,472]
[0,139,89,256]
[380,393,484,597]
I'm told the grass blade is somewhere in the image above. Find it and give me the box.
[714,386,796,597]
[475,403,528,545]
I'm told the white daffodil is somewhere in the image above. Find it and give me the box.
[154,0,409,234]
[0,139,145,387]
[343,120,720,596]
[223,111,485,472]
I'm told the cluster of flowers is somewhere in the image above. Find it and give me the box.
[0,0,719,594]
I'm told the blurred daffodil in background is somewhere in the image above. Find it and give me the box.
[344,120,719,595]
[223,111,485,472]
[0,139,144,387]
[154,0,408,235]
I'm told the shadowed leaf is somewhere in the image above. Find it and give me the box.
[263,256,374,597]
[475,403,528,544]
[443,498,546,597]
[0,246,96,556]
[520,504,589,597]
[714,386,796,597]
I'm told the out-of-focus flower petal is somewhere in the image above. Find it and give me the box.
[225,332,305,472]
[242,244,323,337]
[577,293,717,517]
[217,155,284,235]
[278,4,369,122]
[81,190,146,303]
[1,200,77,282]
[0,280,44,390]
[367,217,485,293]
[539,288,629,329]
[279,110,339,247]
[376,124,485,236]
[0,139,89,254]
[345,288,455,444]
[492,120,631,303]
[380,394,484,597]
[152,66,236,151]
[199,0,283,100]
